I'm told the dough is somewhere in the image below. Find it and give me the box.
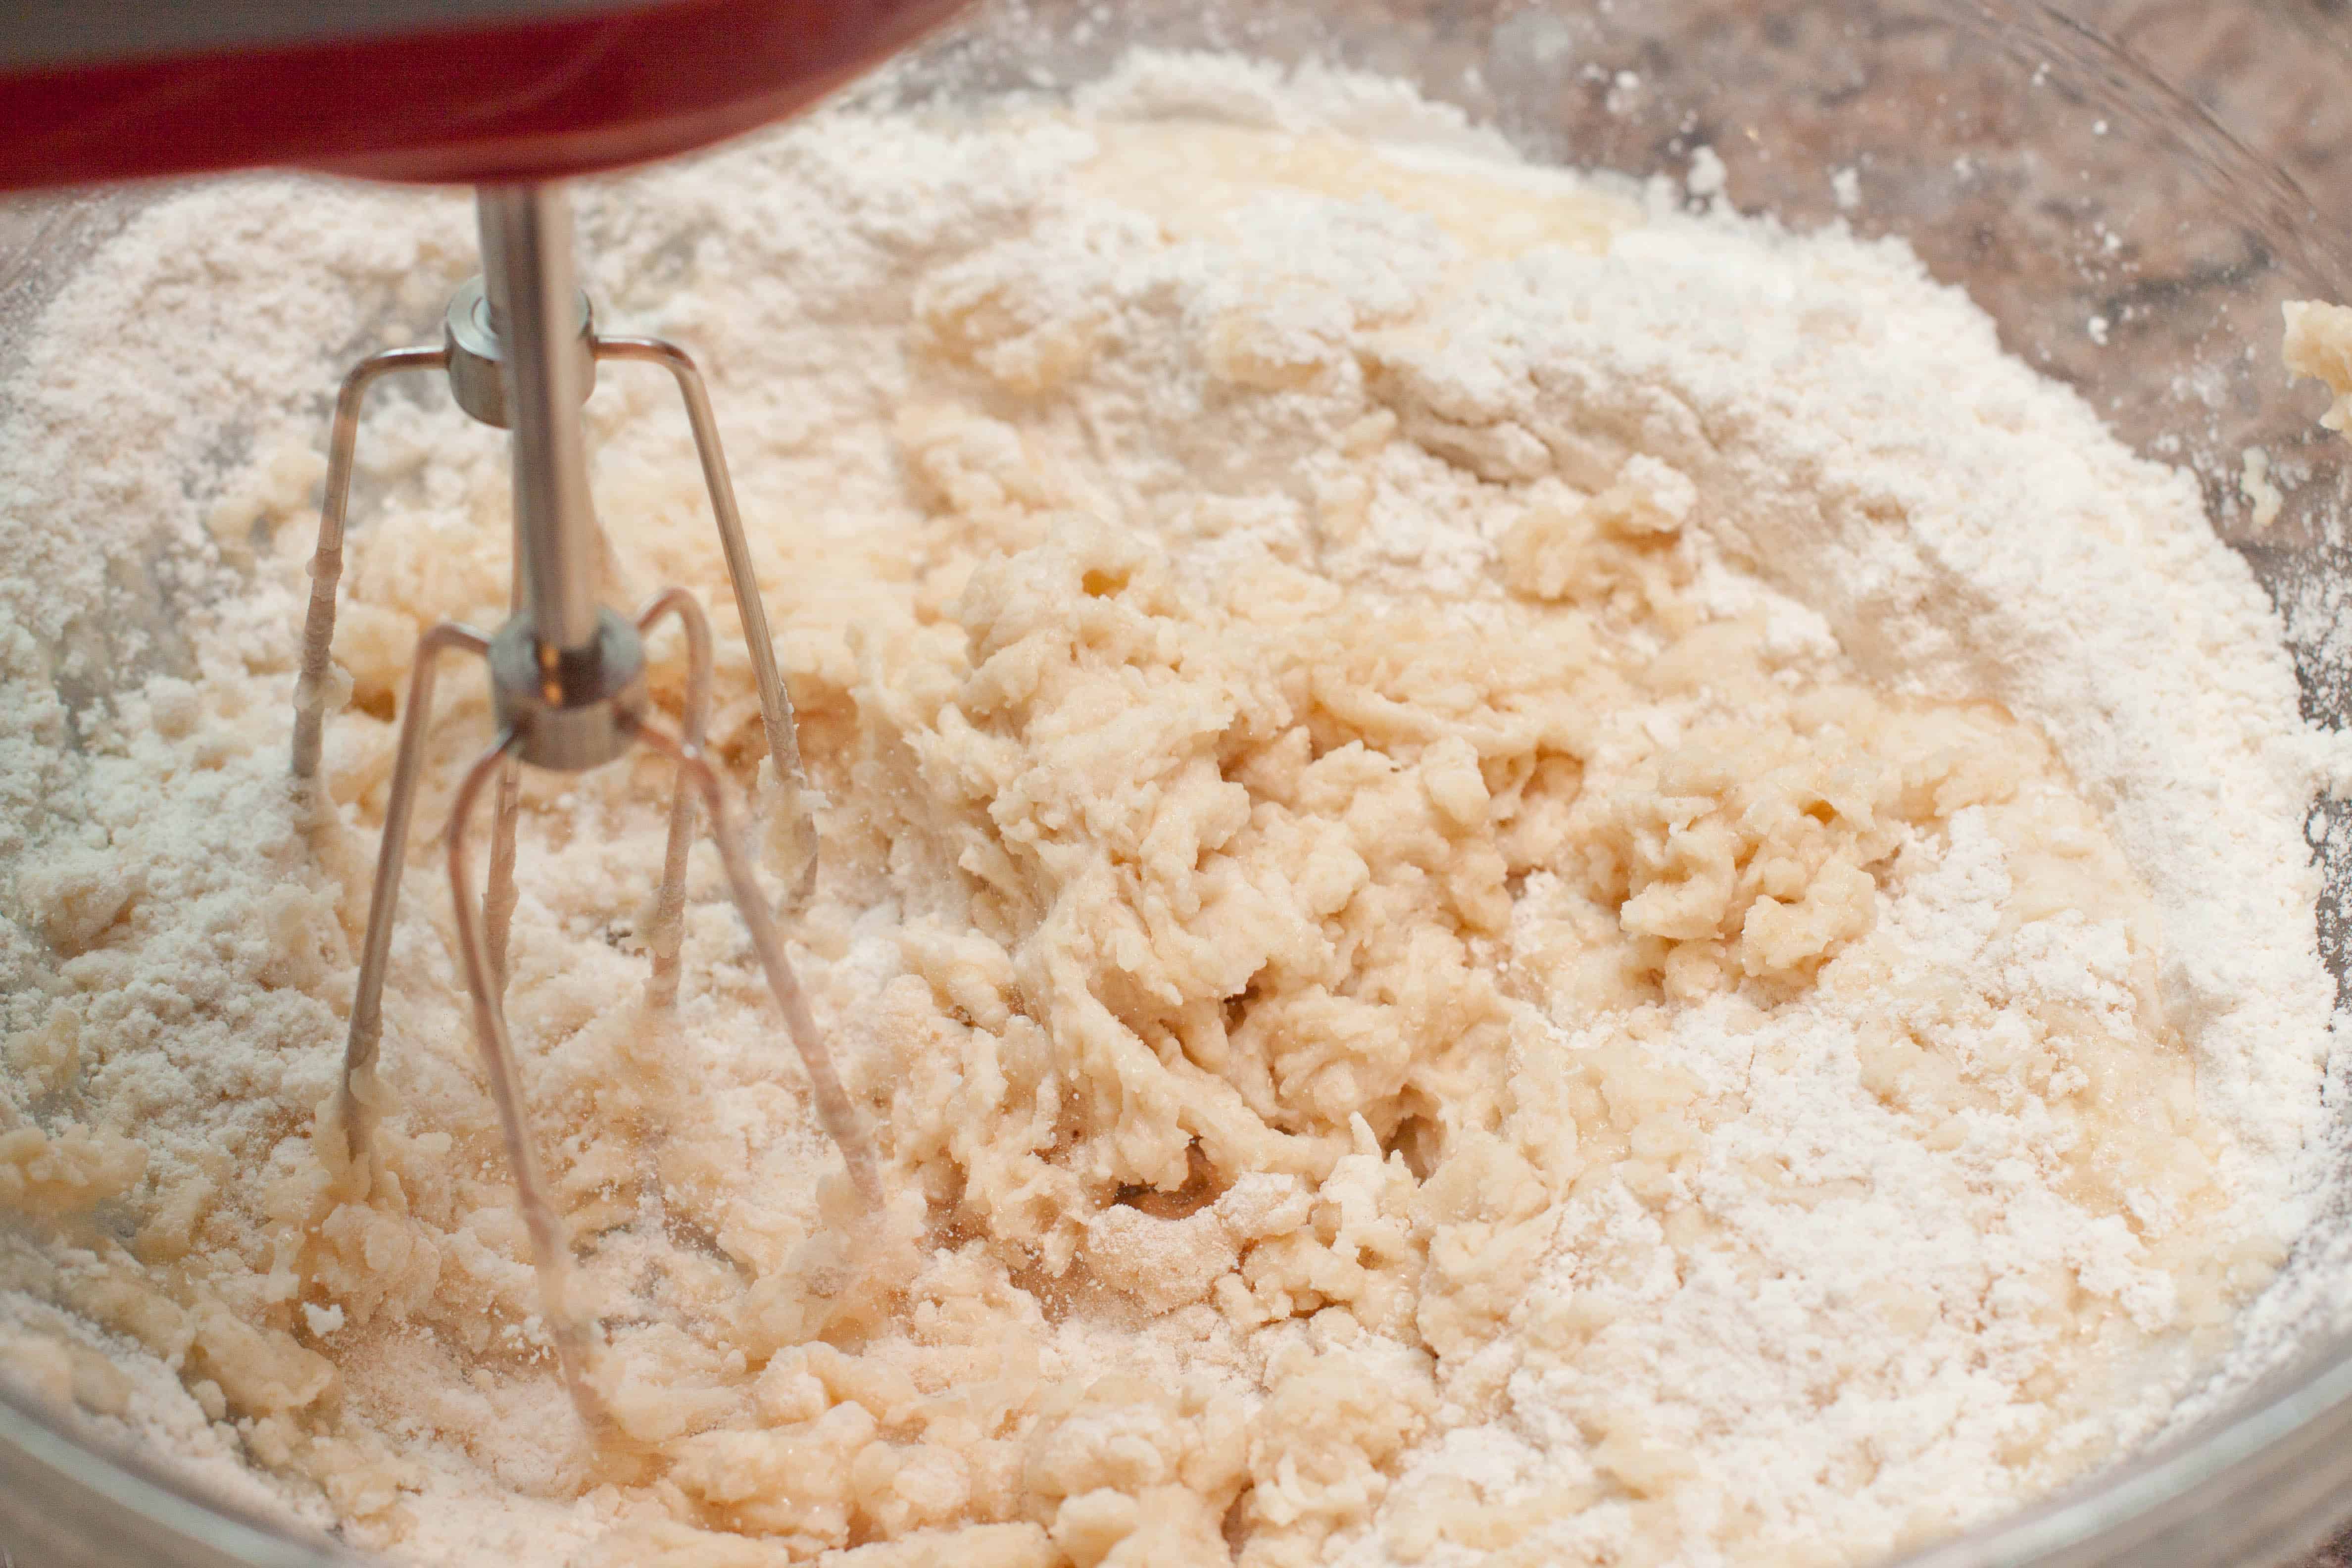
[0,76,2318,1568]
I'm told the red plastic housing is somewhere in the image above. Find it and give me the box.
[0,0,968,192]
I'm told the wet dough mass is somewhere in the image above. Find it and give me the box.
[0,74,2312,1568]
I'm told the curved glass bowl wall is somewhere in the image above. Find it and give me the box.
[3,1,2351,1564]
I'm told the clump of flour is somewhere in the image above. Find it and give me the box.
[0,49,2339,1568]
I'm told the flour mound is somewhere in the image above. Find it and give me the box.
[0,50,2335,1568]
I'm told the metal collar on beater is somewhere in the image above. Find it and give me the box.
[290,184,875,1437]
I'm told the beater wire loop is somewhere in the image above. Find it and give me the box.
[292,344,448,782]
[632,718,881,1209]
[597,336,819,908]
[331,618,489,1162]
[445,727,609,1434]
[637,587,716,1011]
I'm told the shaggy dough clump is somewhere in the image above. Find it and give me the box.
[0,62,2326,1568]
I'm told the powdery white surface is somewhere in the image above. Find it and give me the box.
[0,50,2340,1568]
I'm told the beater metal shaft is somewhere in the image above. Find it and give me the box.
[480,188,604,684]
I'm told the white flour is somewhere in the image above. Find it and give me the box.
[0,49,2342,1568]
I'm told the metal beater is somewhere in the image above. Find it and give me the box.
[293,184,878,1431]
[0,0,963,1469]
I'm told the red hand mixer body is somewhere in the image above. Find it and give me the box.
[0,0,969,189]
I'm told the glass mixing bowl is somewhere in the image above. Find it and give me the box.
[4,0,2352,1563]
